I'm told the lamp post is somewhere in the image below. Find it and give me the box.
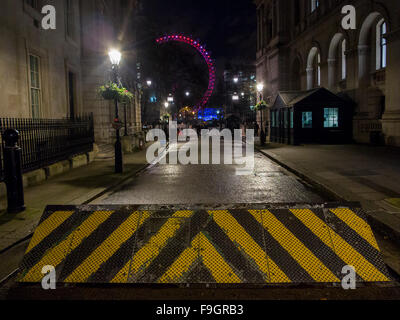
[257,82,266,146]
[109,49,123,173]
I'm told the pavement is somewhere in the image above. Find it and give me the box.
[257,143,400,247]
[0,144,150,255]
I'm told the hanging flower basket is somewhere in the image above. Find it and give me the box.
[118,88,134,104]
[99,82,134,103]
[255,100,268,111]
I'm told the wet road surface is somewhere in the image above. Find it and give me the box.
[95,141,327,205]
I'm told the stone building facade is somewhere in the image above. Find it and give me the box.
[255,0,400,146]
[0,0,142,143]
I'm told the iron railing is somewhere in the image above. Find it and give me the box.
[0,114,94,181]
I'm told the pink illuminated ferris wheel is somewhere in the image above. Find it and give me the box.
[155,35,216,111]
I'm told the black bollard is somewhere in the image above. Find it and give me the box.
[2,129,25,214]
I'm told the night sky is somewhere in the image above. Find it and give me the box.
[142,0,256,64]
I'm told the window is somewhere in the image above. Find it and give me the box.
[324,108,339,128]
[316,53,321,86]
[311,0,319,13]
[29,54,41,118]
[290,109,294,129]
[302,112,312,128]
[376,19,387,70]
[341,39,347,80]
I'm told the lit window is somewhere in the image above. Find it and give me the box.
[324,108,339,128]
[290,110,294,129]
[341,39,347,80]
[311,0,319,13]
[29,54,41,119]
[302,112,312,128]
[376,20,387,70]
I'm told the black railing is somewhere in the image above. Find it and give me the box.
[0,114,94,181]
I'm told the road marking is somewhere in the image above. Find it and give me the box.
[22,211,111,282]
[330,208,379,251]
[249,210,340,283]
[25,211,74,254]
[291,209,389,282]
[209,210,289,283]
[112,210,194,283]
[65,211,150,283]
[158,232,241,283]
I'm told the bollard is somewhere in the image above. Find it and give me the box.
[2,129,25,214]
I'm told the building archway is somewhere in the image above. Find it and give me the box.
[358,12,388,82]
[328,33,347,90]
[357,12,388,117]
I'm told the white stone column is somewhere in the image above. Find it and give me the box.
[306,67,313,90]
[327,59,336,90]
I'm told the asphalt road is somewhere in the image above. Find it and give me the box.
[95,141,328,205]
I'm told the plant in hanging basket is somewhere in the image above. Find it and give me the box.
[255,100,268,110]
[99,82,134,103]
[118,88,134,104]
[99,82,119,100]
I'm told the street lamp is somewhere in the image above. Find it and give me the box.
[233,77,239,83]
[146,80,152,87]
[109,49,123,173]
[257,82,266,146]
[164,102,169,108]
[185,91,190,97]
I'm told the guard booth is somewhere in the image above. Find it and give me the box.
[270,88,353,145]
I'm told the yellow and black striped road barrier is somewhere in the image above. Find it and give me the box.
[18,205,391,284]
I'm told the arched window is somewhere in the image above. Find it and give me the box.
[341,39,347,80]
[376,19,387,70]
[311,0,319,13]
[316,53,321,86]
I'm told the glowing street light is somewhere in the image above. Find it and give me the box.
[146,80,152,87]
[108,49,122,66]
[233,77,239,83]
[164,102,169,108]
[185,91,190,97]
[257,82,264,93]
